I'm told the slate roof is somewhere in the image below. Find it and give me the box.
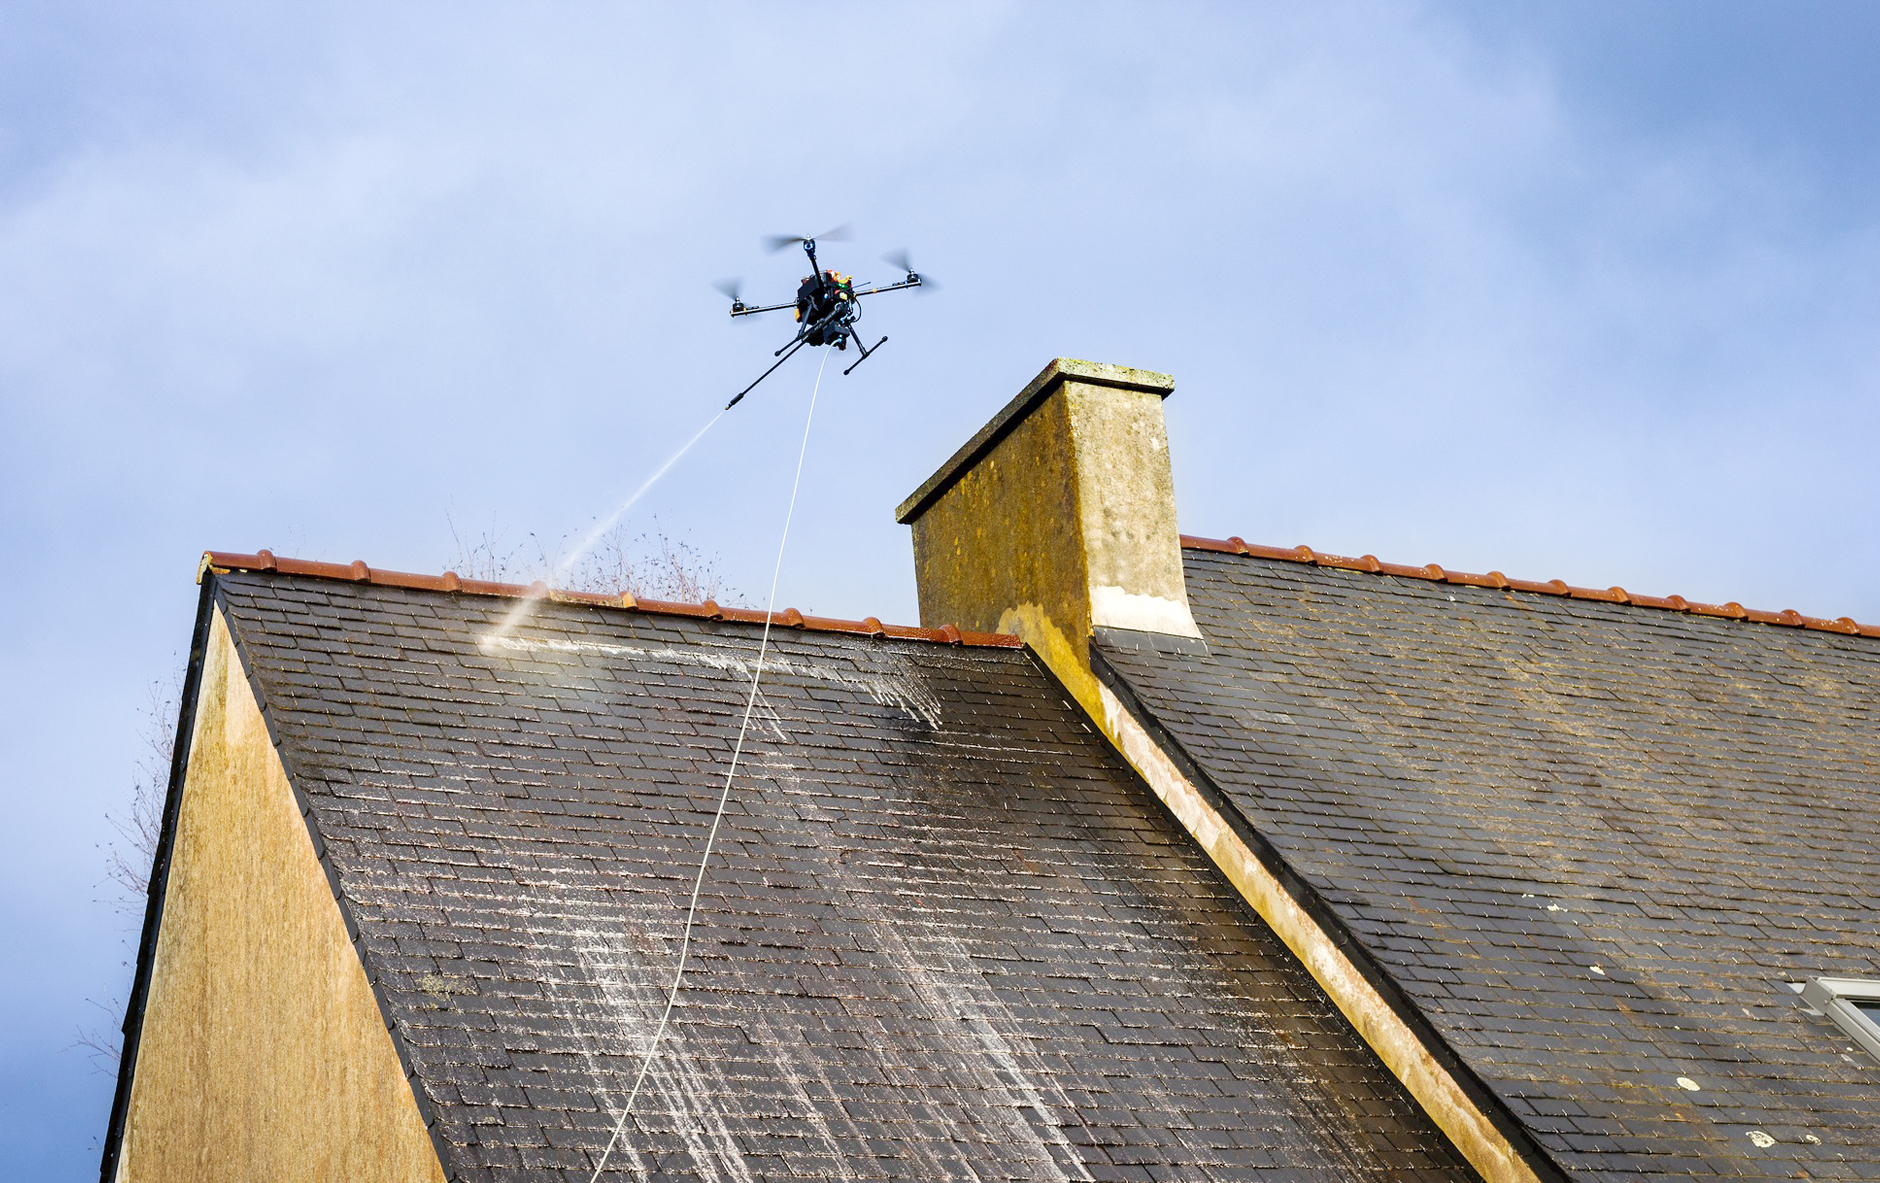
[205,567,1477,1183]
[1095,543,1880,1183]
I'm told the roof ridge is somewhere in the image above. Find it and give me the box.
[1179,535,1879,639]
[198,551,1022,649]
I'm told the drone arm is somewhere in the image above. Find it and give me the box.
[851,278,922,298]
[729,299,797,318]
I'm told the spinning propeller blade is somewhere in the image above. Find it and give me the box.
[712,278,742,302]
[763,223,852,253]
[882,249,939,291]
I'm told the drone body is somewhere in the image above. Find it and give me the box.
[719,233,932,408]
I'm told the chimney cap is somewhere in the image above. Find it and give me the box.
[896,358,1173,525]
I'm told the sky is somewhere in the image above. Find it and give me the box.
[5,2,1880,1176]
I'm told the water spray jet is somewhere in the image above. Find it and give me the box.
[482,406,728,646]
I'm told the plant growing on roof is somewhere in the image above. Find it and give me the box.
[449,514,742,604]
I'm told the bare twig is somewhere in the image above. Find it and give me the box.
[102,680,175,902]
[71,998,125,1074]
[85,675,180,1071]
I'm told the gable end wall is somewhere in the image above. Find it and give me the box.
[107,604,446,1183]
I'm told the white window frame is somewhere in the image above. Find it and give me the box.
[1801,977,1880,1064]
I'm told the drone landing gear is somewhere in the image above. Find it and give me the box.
[843,335,888,376]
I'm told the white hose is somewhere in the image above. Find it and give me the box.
[585,347,831,1182]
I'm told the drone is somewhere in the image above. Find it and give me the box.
[716,229,934,408]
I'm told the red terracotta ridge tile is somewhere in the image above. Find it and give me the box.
[199,551,1022,649]
[1376,559,1433,581]
[1178,534,1876,638]
[1310,553,1369,574]
[1181,535,1241,555]
[1567,586,1628,604]
[1444,570,1507,590]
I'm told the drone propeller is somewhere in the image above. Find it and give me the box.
[882,249,940,291]
[763,223,852,253]
[712,277,748,313]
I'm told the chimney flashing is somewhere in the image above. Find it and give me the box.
[1092,625,1210,659]
[896,358,1174,525]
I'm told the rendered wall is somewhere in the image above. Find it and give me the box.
[902,358,1198,719]
[908,384,1094,690]
[114,607,444,1183]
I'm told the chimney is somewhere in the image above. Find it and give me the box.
[896,358,1201,710]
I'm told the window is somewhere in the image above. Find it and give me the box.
[1801,977,1880,1063]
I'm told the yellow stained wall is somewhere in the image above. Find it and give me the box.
[904,359,1197,723]
[908,384,1098,702]
[115,607,445,1183]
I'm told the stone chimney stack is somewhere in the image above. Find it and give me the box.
[896,358,1200,710]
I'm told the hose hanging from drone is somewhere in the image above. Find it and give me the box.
[586,347,831,1183]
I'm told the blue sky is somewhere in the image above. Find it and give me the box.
[5,3,1879,1176]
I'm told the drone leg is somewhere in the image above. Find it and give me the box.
[842,336,888,376]
[728,338,809,408]
[774,327,808,358]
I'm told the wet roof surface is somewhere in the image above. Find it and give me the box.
[215,570,1474,1183]
[1097,550,1880,1183]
